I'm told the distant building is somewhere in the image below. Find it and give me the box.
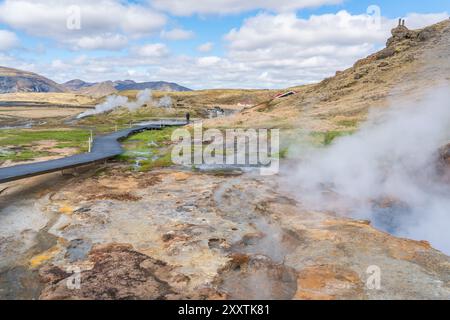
[275,91,296,99]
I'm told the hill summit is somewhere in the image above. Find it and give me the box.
[0,66,66,93]
[61,79,192,97]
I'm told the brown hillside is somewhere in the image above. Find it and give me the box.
[206,19,450,130]
[0,66,66,94]
[78,81,118,98]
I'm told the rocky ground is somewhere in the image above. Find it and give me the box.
[1,162,449,300]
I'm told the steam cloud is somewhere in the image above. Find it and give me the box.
[158,95,173,108]
[77,89,153,118]
[287,86,450,254]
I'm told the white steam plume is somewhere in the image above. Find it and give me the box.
[286,86,450,253]
[127,89,153,111]
[158,95,173,108]
[78,89,153,118]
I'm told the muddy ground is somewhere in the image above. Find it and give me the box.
[0,162,449,300]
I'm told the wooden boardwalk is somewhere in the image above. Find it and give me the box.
[0,120,186,184]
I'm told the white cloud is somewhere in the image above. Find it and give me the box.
[72,34,128,51]
[0,53,39,74]
[72,55,88,65]
[120,5,167,34]
[161,28,195,40]
[225,11,391,52]
[218,11,393,86]
[152,0,343,16]
[0,29,19,51]
[8,8,447,90]
[404,12,449,29]
[197,42,214,52]
[197,56,222,67]
[0,0,166,50]
[133,43,170,58]
[216,11,447,87]
[51,59,69,70]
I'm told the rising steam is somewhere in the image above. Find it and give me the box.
[77,89,153,118]
[287,86,450,253]
[158,95,173,108]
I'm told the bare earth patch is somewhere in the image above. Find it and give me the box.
[0,107,88,119]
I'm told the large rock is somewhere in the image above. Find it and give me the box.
[387,22,440,47]
[39,244,179,300]
[391,25,412,38]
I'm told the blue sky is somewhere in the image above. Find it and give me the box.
[0,0,449,89]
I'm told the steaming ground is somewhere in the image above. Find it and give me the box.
[286,86,450,254]
[78,89,173,118]
[3,166,449,299]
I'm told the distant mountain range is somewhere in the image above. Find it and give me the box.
[62,79,192,97]
[0,66,192,96]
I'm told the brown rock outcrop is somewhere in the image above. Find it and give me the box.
[295,264,365,300]
[39,244,178,300]
[387,19,440,47]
